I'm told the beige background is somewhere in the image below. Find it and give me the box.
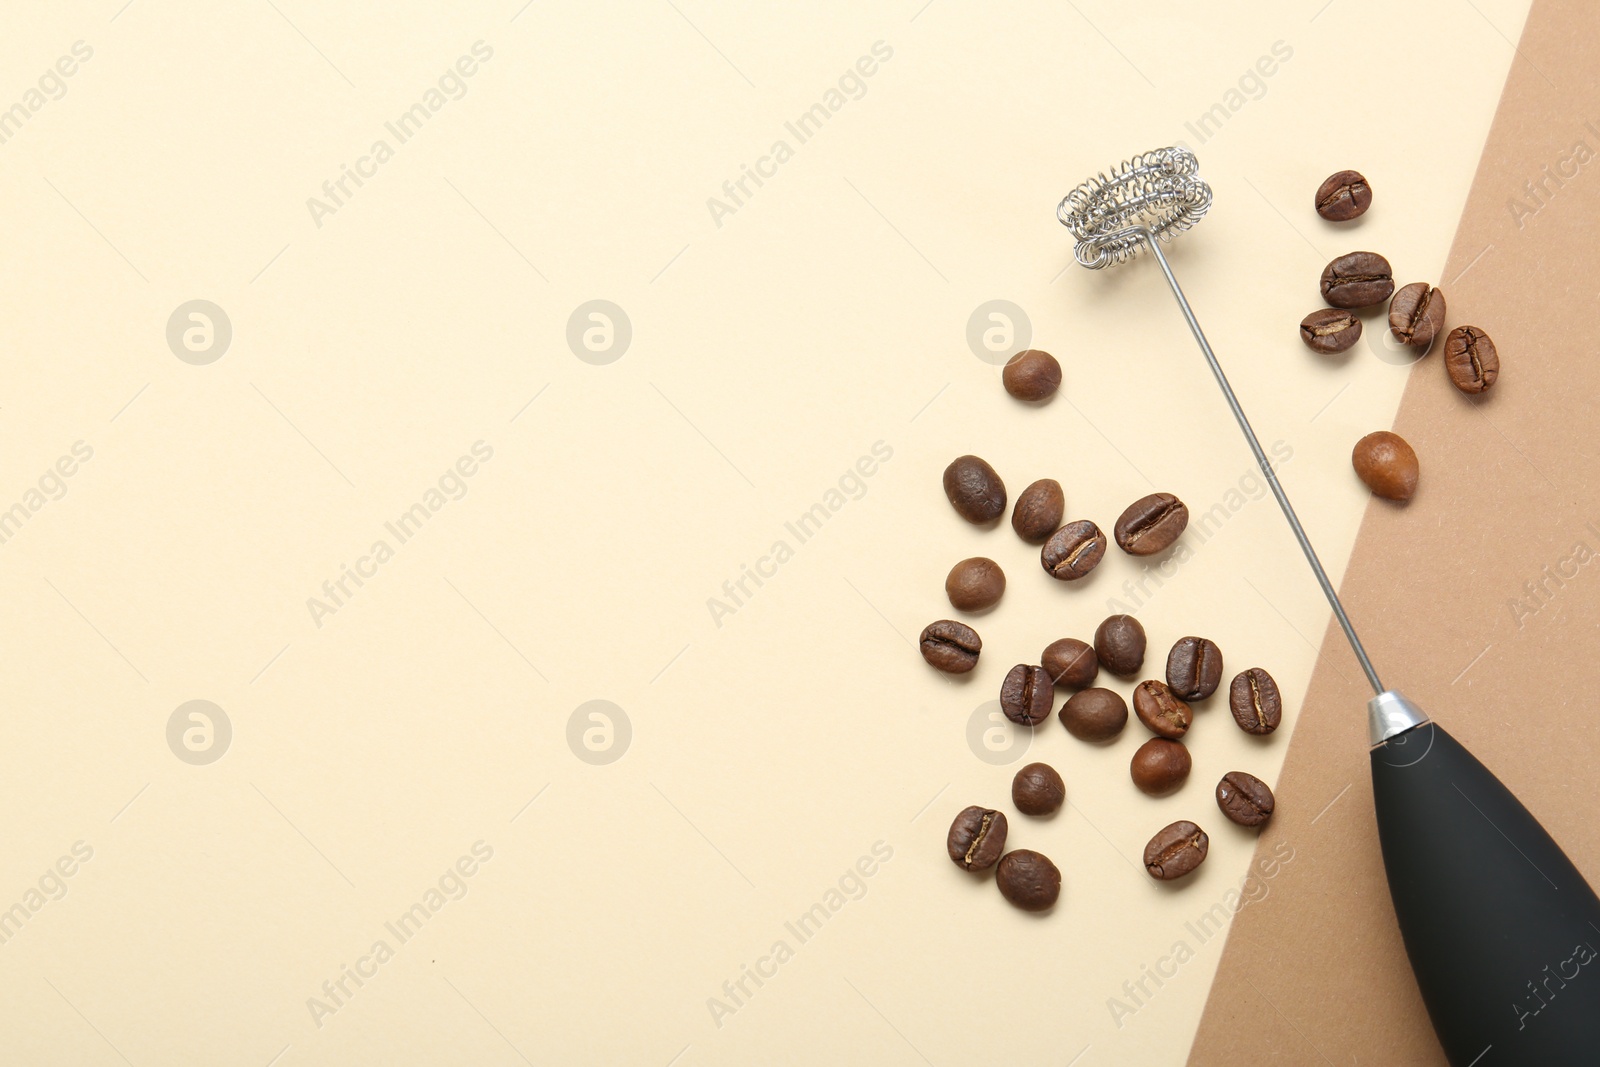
[0,1,1528,1064]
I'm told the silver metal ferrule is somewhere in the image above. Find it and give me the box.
[1369,690,1429,746]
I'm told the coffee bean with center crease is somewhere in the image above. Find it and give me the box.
[1300,308,1363,354]
[1059,687,1127,742]
[1114,493,1189,556]
[1041,520,1106,581]
[1228,667,1282,735]
[1352,430,1419,502]
[1388,282,1446,348]
[1320,251,1394,309]
[1012,762,1065,816]
[1042,637,1098,688]
[1216,771,1275,828]
[1315,169,1372,221]
[1144,820,1209,881]
[1003,349,1062,402]
[1012,478,1065,543]
[919,620,982,674]
[946,557,1006,612]
[1444,326,1500,394]
[1133,680,1192,739]
[1000,664,1054,725]
[943,455,1007,524]
[1095,614,1146,677]
[996,849,1061,910]
[1166,636,1223,701]
[1130,738,1191,796]
[947,806,1007,871]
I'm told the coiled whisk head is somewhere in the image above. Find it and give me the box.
[1058,146,1212,269]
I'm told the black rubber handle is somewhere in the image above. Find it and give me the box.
[1372,722,1600,1065]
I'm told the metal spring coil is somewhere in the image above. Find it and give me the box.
[1057,147,1212,269]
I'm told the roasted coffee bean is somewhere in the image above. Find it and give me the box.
[1133,680,1192,739]
[1000,664,1054,725]
[1144,820,1209,881]
[919,620,982,674]
[1352,430,1419,502]
[1012,478,1065,543]
[1059,687,1127,742]
[1228,668,1282,735]
[1166,636,1223,702]
[1320,251,1394,309]
[943,455,1007,524]
[946,557,1006,612]
[1388,282,1446,348]
[1216,771,1275,828]
[1130,738,1191,796]
[1094,614,1146,677]
[1042,637,1098,688]
[1299,307,1363,354]
[1012,762,1066,816]
[1114,492,1189,556]
[947,805,1007,871]
[1041,520,1106,581]
[996,849,1061,910]
[1315,170,1372,221]
[1444,326,1500,394]
[1003,349,1062,402]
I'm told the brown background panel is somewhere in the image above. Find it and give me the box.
[1190,1,1600,1063]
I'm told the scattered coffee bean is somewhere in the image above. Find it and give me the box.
[1216,771,1275,828]
[1320,251,1394,309]
[1314,170,1372,221]
[945,557,1006,612]
[1144,820,1209,881]
[1388,282,1446,348]
[1012,478,1065,543]
[1041,520,1106,581]
[1352,430,1419,501]
[1000,664,1054,725]
[1042,637,1098,689]
[1003,349,1062,402]
[1059,687,1128,742]
[947,806,1008,871]
[1114,492,1189,556]
[996,849,1061,910]
[943,455,1007,524]
[919,620,982,674]
[1228,668,1282,735]
[1130,738,1192,796]
[1094,614,1146,677]
[1166,636,1224,702]
[1444,326,1500,394]
[1012,762,1066,816]
[1133,680,1192,739]
[1299,307,1363,354]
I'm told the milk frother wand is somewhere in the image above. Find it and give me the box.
[1060,147,1600,1065]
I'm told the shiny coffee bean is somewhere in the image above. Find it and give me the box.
[943,455,1007,524]
[1166,636,1224,702]
[1012,762,1065,816]
[1216,771,1275,828]
[1042,637,1098,689]
[996,849,1061,910]
[1114,492,1189,556]
[1041,520,1106,581]
[1228,668,1282,735]
[1003,349,1062,401]
[1315,170,1372,221]
[1300,307,1363,354]
[1012,478,1065,543]
[1000,664,1054,725]
[947,805,1007,871]
[1133,680,1192,739]
[919,620,981,674]
[1388,282,1446,348]
[945,557,1006,612]
[1059,687,1127,742]
[1352,430,1419,501]
[1144,820,1209,881]
[1094,614,1146,677]
[1320,251,1394,309]
[1444,326,1499,394]
[1130,738,1191,796]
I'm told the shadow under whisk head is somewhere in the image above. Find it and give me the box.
[1057,146,1212,270]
